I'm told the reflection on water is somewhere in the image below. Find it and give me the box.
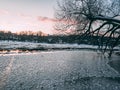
[0,50,32,56]
[0,50,22,54]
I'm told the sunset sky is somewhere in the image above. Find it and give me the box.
[0,0,58,34]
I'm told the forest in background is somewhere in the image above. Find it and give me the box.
[0,30,119,46]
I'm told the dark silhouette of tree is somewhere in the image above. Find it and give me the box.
[55,0,120,57]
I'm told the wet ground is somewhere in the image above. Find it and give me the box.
[0,50,120,90]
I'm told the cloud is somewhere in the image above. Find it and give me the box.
[37,16,77,24]
[37,16,57,22]
[0,12,54,34]
[1,11,76,35]
[0,9,9,15]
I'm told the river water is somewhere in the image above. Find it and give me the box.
[0,50,120,90]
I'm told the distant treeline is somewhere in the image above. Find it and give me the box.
[0,30,119,45]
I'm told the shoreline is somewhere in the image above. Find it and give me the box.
[0,48,119,56]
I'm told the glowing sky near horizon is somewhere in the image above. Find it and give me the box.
[0,0,57,34]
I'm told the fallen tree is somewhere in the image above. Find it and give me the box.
[55,0,120,57]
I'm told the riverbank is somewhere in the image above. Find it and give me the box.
[0,41,120,55]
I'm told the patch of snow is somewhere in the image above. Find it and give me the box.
[0,40,119,55]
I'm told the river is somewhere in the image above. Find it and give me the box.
[0,50,120,90]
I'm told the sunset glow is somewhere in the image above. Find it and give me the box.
[0,0,57,35]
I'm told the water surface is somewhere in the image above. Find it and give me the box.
[0,50,120,90]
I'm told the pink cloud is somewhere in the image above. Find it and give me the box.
[37,16,57,22]
[0,9,9,15]
[0,12,54,34]
[0,11,77,35]
[37,16,77,24]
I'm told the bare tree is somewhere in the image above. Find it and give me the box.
[55,0,120,57]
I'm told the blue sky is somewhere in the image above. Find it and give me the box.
[0,0,58,34]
